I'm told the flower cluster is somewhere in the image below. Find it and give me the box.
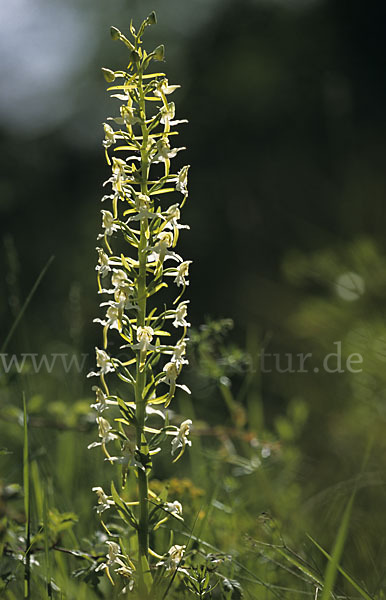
[88,13,193,593]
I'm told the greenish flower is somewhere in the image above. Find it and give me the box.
[154,137,185,163]
[92,486,114,513]
[102,123,117,149]
[157,544,186,571]
[172,165,190,195]
[148,231,182,265]
[173,301,190,328]
[90,386,116,412]
[88,417,117,449]
[88,347,115,377]
[171,260,192,287]
[154,78,180,98]
[95,247,112,278]
[171,420,192,457]
[99,210,120,237]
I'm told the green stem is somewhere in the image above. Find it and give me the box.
[135,63,151,595]
[135,223,149,588]
[23,395,31,600]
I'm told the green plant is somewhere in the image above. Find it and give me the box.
[88,12,193,596]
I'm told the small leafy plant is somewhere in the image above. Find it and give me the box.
[88,11,193,597]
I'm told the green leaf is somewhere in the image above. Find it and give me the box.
[147,282,168,297]
[115,418,132,427]
[149,187,175,196]
[114,145,139,152]
[111,482,138,529]
[117,397,136,424]
[140,554,153,592]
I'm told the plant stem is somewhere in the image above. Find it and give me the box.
[23,394,31,600]
[135,223,149,589]
[135,65,150,594]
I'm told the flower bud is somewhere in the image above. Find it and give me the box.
[110,26,121,41]
[130,49,140,64]
[147,11,157,25]
[101,68,115,83]
[153,44,165,62]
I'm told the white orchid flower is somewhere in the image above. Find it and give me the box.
[173,261,192,287]
[173,301,191,328]
[92,486,114,513]
[94,304,123,347]
[171,419,192,459]
[127,193,158,222]
[131,326,156,369]
[111,269,130,288]
[103,157,129,195]
[171,340,188,367]
[102,123,117,149]
[160,101,175,125]
[164,500,183,518]
[95,247,112,278]
[156,544,186,572]
[163,204,189,241]
[87,348,115,378]
[90,386,116,413]
[109,439,144,471]
[115,104,141,127]
[154,78,180,98]
[94,304,122,332]
[172,165,190,195]
[148,231,182,265]
[88,416,117,449]
[98,210,120,238]
[161,361,190,406]
[163,339,188,368]
[134,326,154,352]
[95,541,134,579]
[153,137,185,163]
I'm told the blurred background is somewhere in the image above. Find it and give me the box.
[2,0,386,596]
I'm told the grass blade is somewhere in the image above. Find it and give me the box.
[43,489,52,598]
[275,546,324,588]
[320,439,373,599]
[307,534,374,600]
[23,394,31,599]
[1,255,55,353]
[320,491,355,600]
